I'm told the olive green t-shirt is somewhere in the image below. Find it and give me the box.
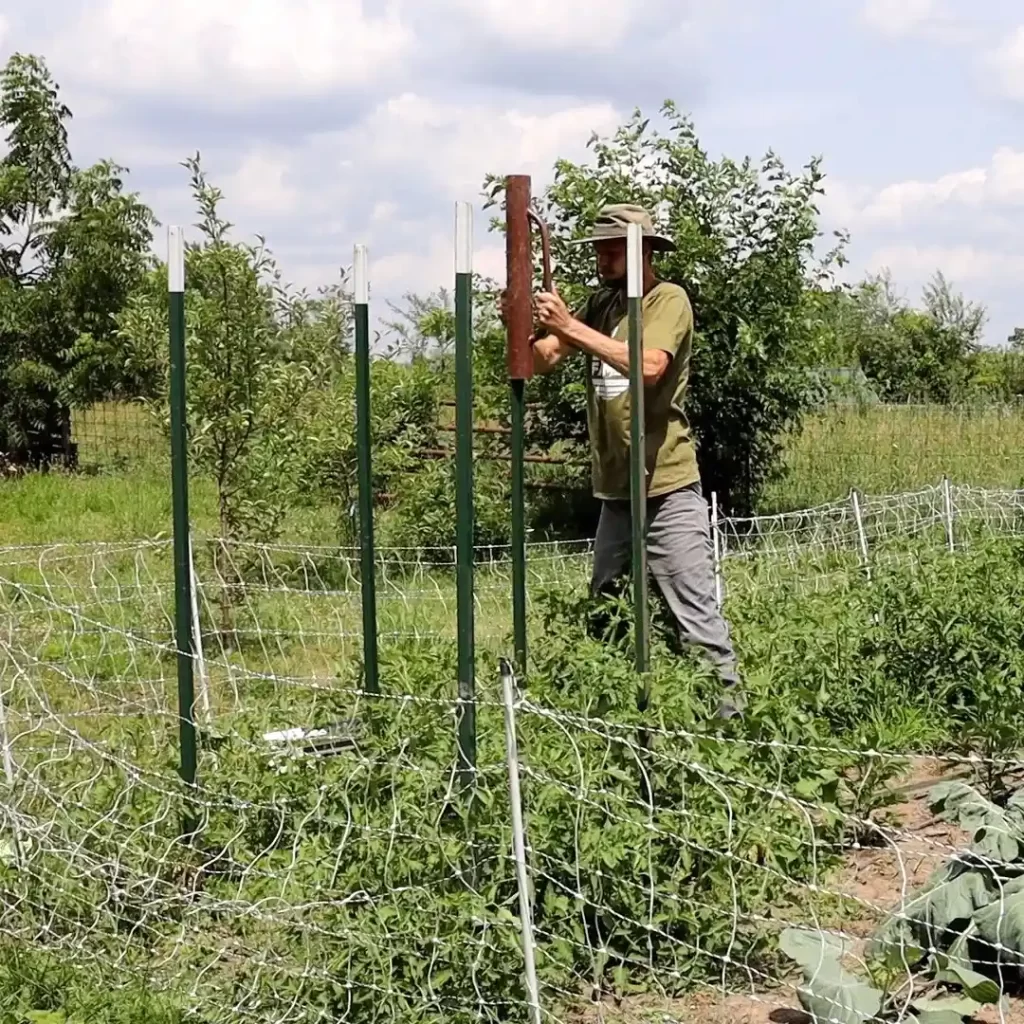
[577,281,700,501]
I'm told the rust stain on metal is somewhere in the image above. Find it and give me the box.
[505,174,534,381]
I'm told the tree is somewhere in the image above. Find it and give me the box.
[381,288,456,369]
[0,53,155,467]
[830,271,988,404]
[111,155,350,631]
[922,270,987,351]
[483,102,843,515]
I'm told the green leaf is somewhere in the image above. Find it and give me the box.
[869,862,991,957]
[929,781,1023,862]
[781,927,852,970]
[781,929,883,1024]
[910,994,982,1024]
[880,937,926,972]
[972,885,1024,971]
[932,954,1002,1004]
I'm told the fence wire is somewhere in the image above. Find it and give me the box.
[0,482,1023,1022]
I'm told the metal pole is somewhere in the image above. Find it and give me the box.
[506,175,533,675]
[455,202,476,789]
[942,476,956,553]
[851,487,871,582]
[510,380,527,670]
[500,659,543,1024]
[711,491,724,611]
[188,533,211,722]
[353,244,380,695]
[626,223,650,675]
[0,659,24,869]
[168,226,198,819]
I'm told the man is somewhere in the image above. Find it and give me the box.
[523,203,744,719]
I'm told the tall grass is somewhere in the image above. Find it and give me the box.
[764,403,1024,511]
[10,400,1016,547]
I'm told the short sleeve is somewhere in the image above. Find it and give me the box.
[643,286,693,355]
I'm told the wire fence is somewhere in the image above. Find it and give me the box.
[1,481,1023,1021]
[64,400,1024,509]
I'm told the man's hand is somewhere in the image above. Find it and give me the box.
[535,290,574,337]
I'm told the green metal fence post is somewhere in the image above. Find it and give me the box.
[627,223,651,680]
[168,226,198,832]
[455,201,476,789]
[353,244,380,696]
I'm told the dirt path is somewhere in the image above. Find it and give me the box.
[573,760,1024,1023]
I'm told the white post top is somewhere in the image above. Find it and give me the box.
[168,226,184,293]
[626,222,643,298]
[455,201,472,275]
[353,244,369,305]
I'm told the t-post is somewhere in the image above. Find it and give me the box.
[504,175,534,675]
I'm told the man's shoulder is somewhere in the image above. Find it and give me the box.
[650,281,692,307]
[647,282,694,335]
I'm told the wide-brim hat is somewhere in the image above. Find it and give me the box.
[567,203,676,252]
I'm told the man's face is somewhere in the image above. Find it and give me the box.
[594,238,627,282]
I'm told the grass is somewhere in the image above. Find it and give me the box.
[1,400,1022,1023]
[1,519,1019,1023]
[7,400,1011,548]
[50,401,1024,547]
[765,403,1024,510]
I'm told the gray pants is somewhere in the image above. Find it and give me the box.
[591,482,744,715]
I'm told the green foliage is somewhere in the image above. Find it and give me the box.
[815,271,1008,405]
[856,541,1024,793]
[115,156,347,556]
[784,780,1024,1023]
[483,102,842,515]
[303,356,442,544]
[4,598,899,1023]
[4,524,1024,1020]
[0,53,155,467]
[0,945,185,1023]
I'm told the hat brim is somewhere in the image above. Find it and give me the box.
[567,233,676,253]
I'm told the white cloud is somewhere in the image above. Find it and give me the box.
[860,0,973,43]
[866,243,1020,283]
[222,149,298,215]
[863,0,937,36]
[370,228,505,295]
[340,92,622,200]
[53,0,410,102]
[0,15,8,50]
[169,92,619,298]
[987,26,1024,100]
[445,0,633,51]
[326,93,622,292]
[863,169,988,223]
[372,201,399,224]
[826,147,1024,228]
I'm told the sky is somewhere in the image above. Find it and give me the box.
[2,0,1024,345]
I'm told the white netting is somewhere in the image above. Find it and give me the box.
[0,481,1023,1022]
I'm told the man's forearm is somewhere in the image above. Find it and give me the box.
[558,320,630,375]
[556,320,668,385]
